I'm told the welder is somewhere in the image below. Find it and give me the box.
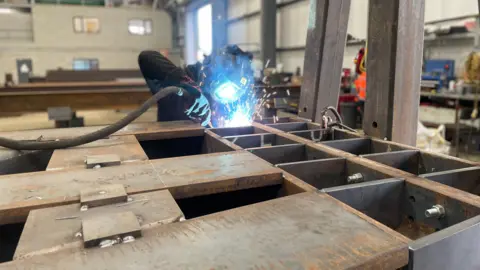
[138,45,254,127]
[0,46,254,151]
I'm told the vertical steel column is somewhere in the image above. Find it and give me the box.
[298,0,351,122]
[363,0,425,145]
[261,0,277,68]
[212,0,228,52]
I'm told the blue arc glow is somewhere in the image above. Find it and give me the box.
[213,82,240,103]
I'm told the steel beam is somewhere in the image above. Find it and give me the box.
[261,0,277,68]
[298,0,351,122]
[363,0,425,145]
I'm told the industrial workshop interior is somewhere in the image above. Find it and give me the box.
[2,0,480,269]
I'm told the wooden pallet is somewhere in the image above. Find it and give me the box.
[0,119,479,269]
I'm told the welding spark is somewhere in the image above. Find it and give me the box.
[213,82,239,103]
[225,108,252,127]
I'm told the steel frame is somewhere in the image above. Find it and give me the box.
[299,0,424,146]
[0,118,477,269]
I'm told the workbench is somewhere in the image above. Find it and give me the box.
[0,119,478,269]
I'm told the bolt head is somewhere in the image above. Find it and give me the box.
[122,235,135,243]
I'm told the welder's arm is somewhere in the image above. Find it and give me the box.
[138,51,211,126]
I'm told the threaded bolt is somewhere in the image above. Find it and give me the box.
[122,236,135,243]
[347,173,364,184]
[425,205,445,218]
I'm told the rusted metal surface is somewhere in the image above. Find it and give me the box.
[1,119,480,268]
[46,135,148,171]
[79,184,127,208]
[0,151,283,225]
[1,192,409,269]
[82,211,141,248]
[299,0,351,122]
[363,0,425,145]
[14,190,183,260]
[85,154,122,169]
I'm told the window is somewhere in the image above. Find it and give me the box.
[196,4,212,61]
[73,17,100,33]
[128,19,152,35]
[73,59,99,70]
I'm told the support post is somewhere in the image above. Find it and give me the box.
[261,0,277,68]
[363,0,425,146]
[212,0,228,52]
[298,0,351,122]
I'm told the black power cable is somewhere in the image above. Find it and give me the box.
[0,86,185,151]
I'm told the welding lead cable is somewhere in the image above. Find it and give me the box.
[320,106,343,125]
[328,122,357,133]
[0,86,186,150]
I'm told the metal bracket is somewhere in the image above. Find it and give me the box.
[85,154,121,169]
[82,211,142,248]
[80,184,128,208]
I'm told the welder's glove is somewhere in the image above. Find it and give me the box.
[138,51,211,126]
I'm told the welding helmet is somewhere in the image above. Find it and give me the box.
[198,45,254,104]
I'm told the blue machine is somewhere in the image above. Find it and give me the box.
[421,59,456,91]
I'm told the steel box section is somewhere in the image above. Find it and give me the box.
[323,179,480,241]
[277,158,391,190]
[248,144,335,165]
[363,150,474,175]
[321,138,409,155]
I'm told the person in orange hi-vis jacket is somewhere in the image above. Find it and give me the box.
[353,47,366,101]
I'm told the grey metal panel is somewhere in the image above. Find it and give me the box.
[324,177,480,243]
[266,122,308,132]
[277,158,346,189]
[224,133,274,148]
[323,178,405,228]
[249,143,333,165]
[248,144,305,165]
[321,138,371,155]
[345,162,392,182]
[421,167,480,196]
[362,150,420,175]
[417,152,473,174]
[224,134,298,149]
[409,215,480,270]
[277,157,389,190]
[289,129,330,142]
